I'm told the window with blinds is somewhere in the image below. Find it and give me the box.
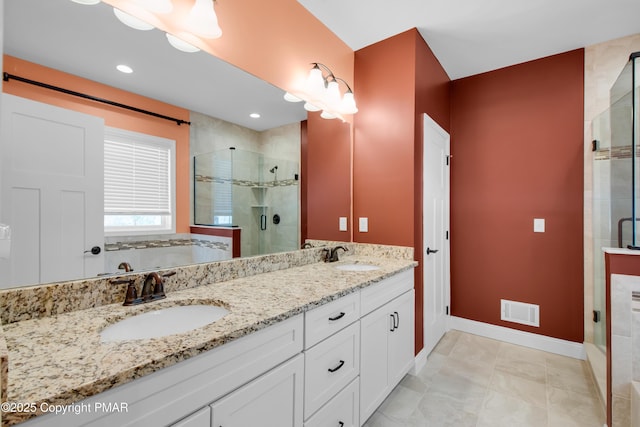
[103,128,176,235]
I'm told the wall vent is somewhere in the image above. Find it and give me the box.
[500,299,539,327]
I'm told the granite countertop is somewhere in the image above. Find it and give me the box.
[1,255,416,426]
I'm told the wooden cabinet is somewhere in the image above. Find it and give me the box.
[210,355,304,427]
[360,290,415,425]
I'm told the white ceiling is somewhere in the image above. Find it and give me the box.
[297,0,640,79]
[3,0,307,132]
[4,0,639,133]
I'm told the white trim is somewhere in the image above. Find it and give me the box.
[449,316,586,360]
[409,348,427,376]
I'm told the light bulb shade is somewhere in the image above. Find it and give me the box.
[113,8,154,30]
[284,92,303,103]
[187,0,222,39]
[166,33,200,53]
[306,67,325,98]
[320,110,336,120]
[71,0,101,4]
[326,80,341,108]
[137,0,173,14]
[340,92,358,114]
[304,102,321,112]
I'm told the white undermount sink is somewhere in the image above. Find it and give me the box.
[334,264,380,272]
[100,305,229,342]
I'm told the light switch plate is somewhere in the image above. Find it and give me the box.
[359,217,368,232]
[534,218,545,233]
[339,217,348,231]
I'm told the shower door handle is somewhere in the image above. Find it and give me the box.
[260,214,267,230]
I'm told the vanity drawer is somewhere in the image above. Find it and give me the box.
[305,291,360,349]
[304,322,360,419]
[304,377,359,427]
[360,269,414,316]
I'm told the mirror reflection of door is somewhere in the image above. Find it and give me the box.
[0,94,104,288]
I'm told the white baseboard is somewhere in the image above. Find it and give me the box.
[449,316,586,360]
[410,348,427,376]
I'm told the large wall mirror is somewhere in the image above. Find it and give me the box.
[0,0,351,289]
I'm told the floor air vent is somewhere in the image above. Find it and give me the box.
[500,299,539,327]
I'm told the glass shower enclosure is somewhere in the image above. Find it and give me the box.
[591,51,640,351]
[194,148,300,257]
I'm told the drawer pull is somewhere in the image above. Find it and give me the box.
[328,312,346,321]
[328,360,345,373]
[390,314,395,331]
[394,311,399,329]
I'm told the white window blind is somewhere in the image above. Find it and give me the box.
[213,156,233,225]
[104,132,173,216]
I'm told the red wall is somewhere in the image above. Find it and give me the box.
[305,112,352,241]
[354,29,451,353]
[450,49,585,342]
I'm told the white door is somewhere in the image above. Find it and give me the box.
[0,94,104,288]
[423,113,450,356]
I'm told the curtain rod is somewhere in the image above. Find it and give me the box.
[3,72,191,126]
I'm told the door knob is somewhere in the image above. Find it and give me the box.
[426,247,439,255]
[84,246,101,255]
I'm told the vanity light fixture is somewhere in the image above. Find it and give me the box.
[165,33,200,53]
[113,8,154,30]
[187,0,222,39]
[137,0,173,14]
[284,63,358,121]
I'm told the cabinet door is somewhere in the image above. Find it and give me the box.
[172,407,211,427]
[387,290,415,388]
[211,354,303,427]
[359,304,392,424]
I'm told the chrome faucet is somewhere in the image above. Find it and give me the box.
[324,246,348,262]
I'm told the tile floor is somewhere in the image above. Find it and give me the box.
[364,330,606,427]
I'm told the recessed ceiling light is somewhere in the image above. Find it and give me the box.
[70,0,100,5]
[250,113,261,118]
[116,64,133,74]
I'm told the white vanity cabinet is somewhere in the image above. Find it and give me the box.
[210,354,304,427]
[18,268,415,427]
[359,270,415,425]
[172,407,210,427]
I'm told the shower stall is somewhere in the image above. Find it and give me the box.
[591,51,640,351]
[194,148,300,257]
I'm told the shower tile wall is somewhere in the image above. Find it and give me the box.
[190,112,301,257]
[584,33,640,346]
[611,273,640,426]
